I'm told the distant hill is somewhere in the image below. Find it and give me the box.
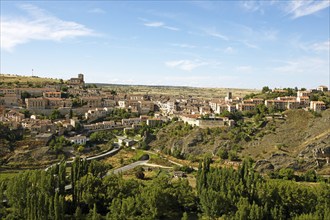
[94,83,258,99]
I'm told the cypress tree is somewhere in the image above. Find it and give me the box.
[54,192,60,220]
[74,206,82,220]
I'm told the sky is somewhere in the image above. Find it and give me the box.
[0,1,329,89]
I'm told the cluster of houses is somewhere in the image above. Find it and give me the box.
[208,87,327,115]
[0,73,328,147]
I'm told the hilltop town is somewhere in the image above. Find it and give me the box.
[0,73,330,220]
[0,73,329,171]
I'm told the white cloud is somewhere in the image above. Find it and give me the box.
[143,21,179,31]
[165,59,222,71]
[273,57,329,74]
[165,59,208,71]
[204,28,228,41]
[311,40,330,52]
[171,43,196,49]
[144,21,164,27]
[1,4,95,51]
[88,8,106,14]
[240,40,259,49]
[240,1,264,14]
[163,26,180,31]
[224,46,235,54]
[290,37,330,53]
[285,0,330,19]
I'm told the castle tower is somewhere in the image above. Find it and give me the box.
[225,91,232,103]
[227,91,232,99]
[78,73,84,81]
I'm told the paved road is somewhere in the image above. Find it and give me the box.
[110,160,149,175]
[143,163,172,169]
[145,150,198,170]
[45,144,120,171]
[85,144,120,161]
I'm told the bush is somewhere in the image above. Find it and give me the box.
[217,149,228,160]
[279,168,295,180]
[228,150,239,161]
[135,167,145,179]
[139,154,150,161]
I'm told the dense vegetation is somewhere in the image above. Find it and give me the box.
[197,157,329,220]
[0,158,195,220]
[1,157,329,219]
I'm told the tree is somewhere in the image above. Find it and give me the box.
[217,148,228,160]
[77,145,85,153]
[58,162,66,194]
[135,167,145,180]
[21,91,31,100]
[54,192,63,220]
[49,109,62,120]
[91,203,101,220]
[74,206,82,220]
[20,109,31,118]
[262,86,270,93]
[228,150,239,161]
[61,86,68,92]
[69,109,73,118]
[181,212,188,220]
[279,168,295,180]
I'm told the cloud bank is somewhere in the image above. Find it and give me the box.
[1,4,95,51]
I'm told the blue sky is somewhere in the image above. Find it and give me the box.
[1,1,329,89]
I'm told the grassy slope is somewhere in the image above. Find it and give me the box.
[0,73,61,84]
[150,109,330,172]
[242,109,330,158]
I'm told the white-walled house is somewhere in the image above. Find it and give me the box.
[68,135,87,145]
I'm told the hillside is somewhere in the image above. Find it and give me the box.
[0,73,61,86]
[149,109,330,174]
[244,109,330,174]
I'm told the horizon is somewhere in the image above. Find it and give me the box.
[2,72,326,91]
[1,1,329,89]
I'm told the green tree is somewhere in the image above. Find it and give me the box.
[135,167,145,180]
[217,148,228,160]
[262,86,270,93]
[49,109,62,120]
[91,203,101,220]
[181,212,188,220]
[74,206,83,220]
[21,91,31,100]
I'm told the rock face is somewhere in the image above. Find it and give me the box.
[298,135,330,169]
[254,160,274,172]
[170,131,206,155]
[187,131,203,147]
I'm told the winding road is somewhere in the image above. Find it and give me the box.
[45,144,121,171]
[110,160,150,175]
